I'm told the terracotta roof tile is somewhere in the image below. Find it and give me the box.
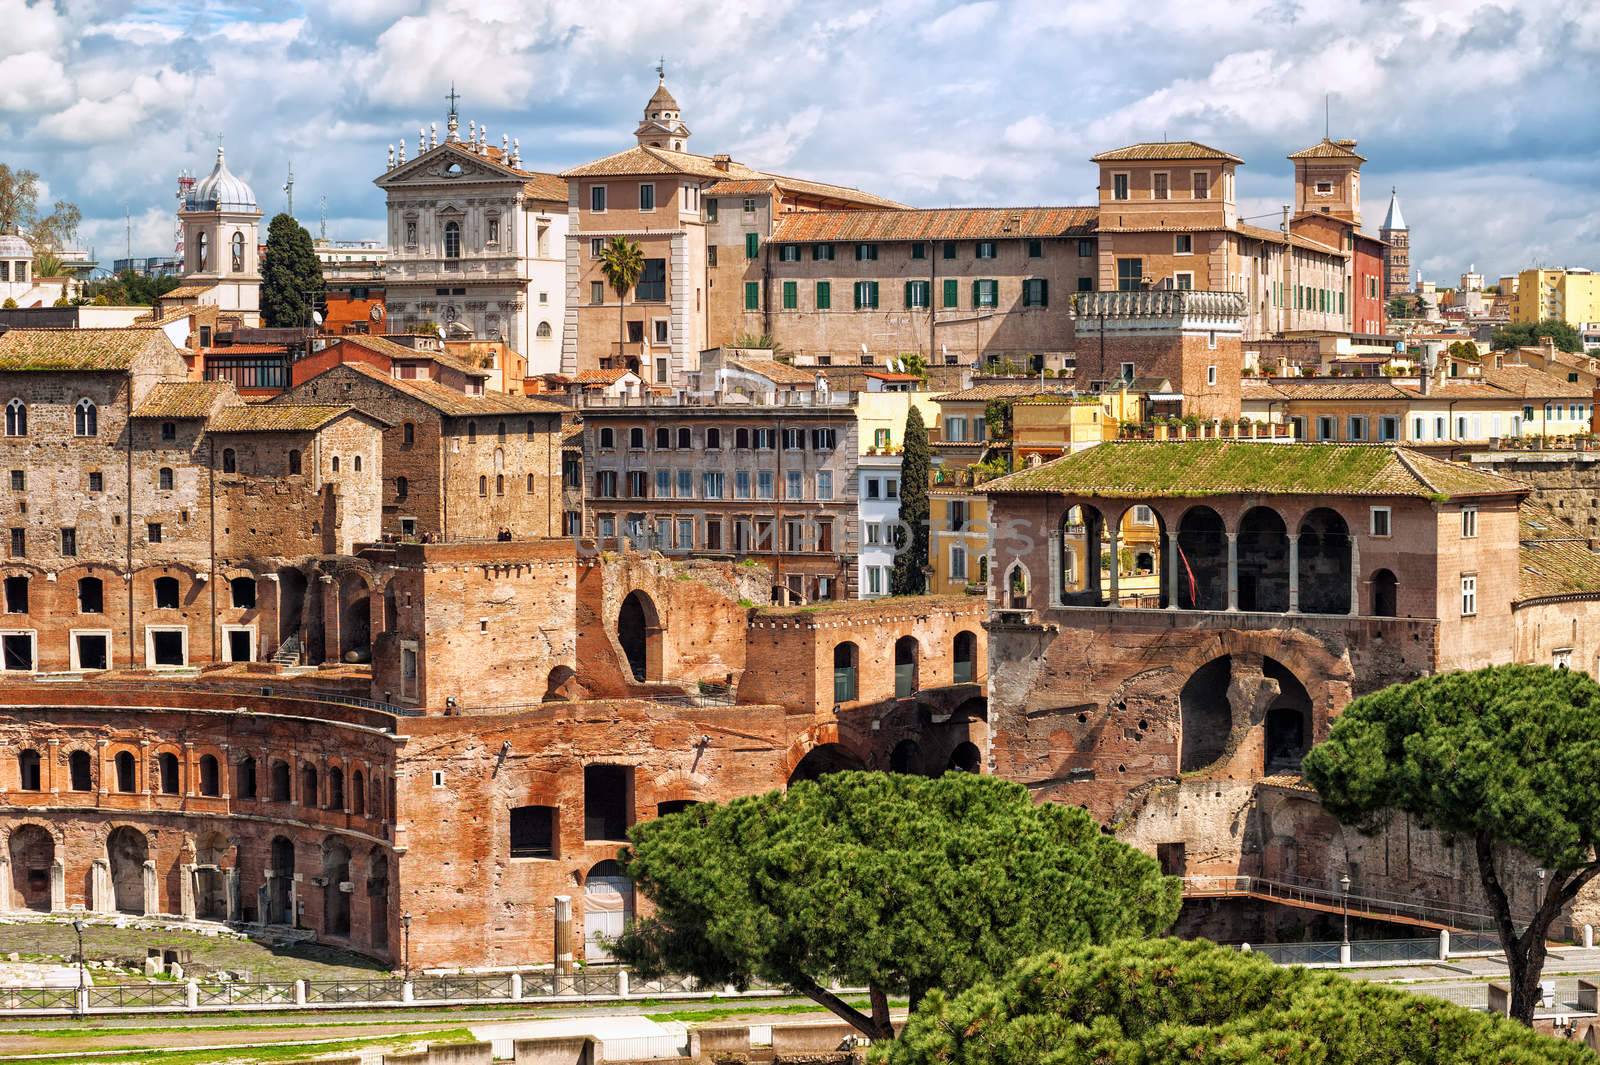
[1287,138,1367,162]
[571,368,630,385]
[728,357,817,384]
[772,207,1097,244]
[322,361,567,417]
[983,440,1525,500]
[1519,505,1600,601]
[207,403,352,432]
[1256,380,1409,401]
[935,382,1077,402]
[0,327,170,371]
[132,381,236,419]
[336,335,491,378]
[161,284,216,299]
[201,344,286,355]
[1090,141,1244,164]
[563,145,765,180]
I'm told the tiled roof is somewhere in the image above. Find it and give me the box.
[1519,505,1600,601]
[563,144,764,180]
[772,207,1097,244]
[523,174,568,201]
[207,404,352,433]
[935,382,1077,403]
[202,344,286,355]
[728,357,817,384]
[161,284,216,299]
[982,441,1526,500]
[763,173,904,209]
[325,361,567,417]
[1287,138,1367,162]
[570,368,631,385]
[1256,381,1410,401]
[1234,223,1346,256]
[0,327,169,371]
[337,335,491,378]
[1241,379,1289,400]
[132,381,236,419]
[1090,141,1244,164]
[1479,362,1593,399]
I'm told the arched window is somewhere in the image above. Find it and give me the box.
[894,635,920,698]
[467,420,477,442]
[17,749,40,790]
[77,576,103,613]
[331,456,340,473]
[301,763,318,807]
[526,420,537,440]
[526,473,534,492]
[953,630,977,684]
[115,750,136,792]
[153,576,180,609]
[497,420,507,440]
[196,231,208,271]
[353,455,362,472]
[69,749,92,791]
[629,427,645,449]
[599,427,614,449]
[706,427,721,449]
[395,476,409,500]
[833,642,858,702]
[74,398,97,437]
[157,751,179,794]
[443,220,461,258]
[735,427,750,449]
[237,755,257,799]
[496,474,505,496]
[402,422,415,446]
[1007,565,1030,609]
[328,766,345,810]
[4,399,25,437]
[222,448,237,473]
[677,427,692,449]
[288,450,301,474]
[230,232,245,272]
[478,475,488,497]
[158,467,173,490]
[536,322,552,338]
[199,754,220,796]
[352,770,366,816]
[270,759,290,801]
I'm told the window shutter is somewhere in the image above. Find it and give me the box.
[944,279,958,308]
[972,280,981,306]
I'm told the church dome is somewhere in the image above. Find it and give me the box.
[0,234,31,259]
[187,145,257,212]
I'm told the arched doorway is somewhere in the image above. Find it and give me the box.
[583,859,635,962]
[894,636,920,698]
[787,743,864,785]
[195,833,230,921]
[953,630,977,684]
[1371,568,1398,617]
[268,836,295,925]
[1237,507,1289,612]
[1298,508,1351,615]
[1177,506,1228,610]
[889,740,921,775]
[617,590,660,683]
[1060,504,1108,606]
[368,850,389,951]
[107,826,148,914]
[322,839,352,937]
[1179,656,1233,773]
[277,567,307,648]
[947,741,981,773]
[1005,565,1030,610]
[338,573,372,663]
[1263,658,1313,773]
[9,826,53,912]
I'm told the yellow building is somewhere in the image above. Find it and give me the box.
[1010,385,1149,466]
[1512,269,1600,328]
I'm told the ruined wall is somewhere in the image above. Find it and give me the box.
[1467,452,1600,529]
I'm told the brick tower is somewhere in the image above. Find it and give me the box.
[1379,188,1410,298]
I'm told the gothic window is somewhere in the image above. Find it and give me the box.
[231,232,245,272]
[74,399,97,437]
[444,221,461,259]
[4,399,25,437]
[197,231,208,271]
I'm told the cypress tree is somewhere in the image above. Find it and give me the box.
[891,405,930,595]
[260,213,325,328]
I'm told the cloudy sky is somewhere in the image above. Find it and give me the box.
[9,0,1598,281]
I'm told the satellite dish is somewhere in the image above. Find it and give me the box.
[311,310,323,325]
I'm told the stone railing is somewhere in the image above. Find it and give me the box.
[1072,289,1246,321]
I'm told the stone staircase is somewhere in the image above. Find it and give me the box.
[270,635,301,667]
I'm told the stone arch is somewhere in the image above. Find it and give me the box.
[616,590,661,683]
[787,742,864,785]
[832,641,859,703]
[1178,656,1234,773]
[1109,501,1168,608]
[277,566,309,648]
[1237,506,1289,612]
[194,831,231,920]
[1263,657,1313,773]
[338,571,372,663]
[953,629,978,684]
[107,826,149,914]
[894,635,920,698]
[946,741,982,773]
[1371,567,1398,617]
[9,824,54,911]
[583,859,634,962]
[268,836,295,924]
[1298,507,1351,615]
[543,664,578,702]
[322,837,352,937]
[889,739,921,774]
[1060,503,1108,605]
[1005,562,1031,610]
[1176,505,1227,610]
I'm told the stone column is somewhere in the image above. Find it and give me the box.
[288,874,300,929]
[179,864,196,921]
[553,894,574,973]
[319,575,340,665]
[90,858,113,913]
[1348,535,1362,616]
[1046,529,1061,608]
[1166,531,1181,610]
[1287,533,1300,614]
[49,860,65,912]
[0,856,11,912]
[256,882,271,926]
[1226,532,1239,611]
[142,859,159,917]
[1107,522,1120,606]
[226,869,241,923]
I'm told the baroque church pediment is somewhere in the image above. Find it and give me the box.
[376,144,522,191]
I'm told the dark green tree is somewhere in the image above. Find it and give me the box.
[614,772,1179,1041]
[599,236,644,364]
[1491,320,1584,353]
[1303,665,1600,1025]
[882,938,1593,1064]
[890,405,930,595]
[260,213,325,328]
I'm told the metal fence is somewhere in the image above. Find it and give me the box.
[1249,942,1344,966]
[411,974,514,1002]
[0,987,75,1011]
[87,983,189,1009]
[196,981,296,1007]
[305,978,406,1004]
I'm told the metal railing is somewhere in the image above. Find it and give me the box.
[305,978,406,1004]
[196,981,296,1007]
[0,987,74,1011]
[412,974,514,1001]
[87,983,189,1009]
[1182,874,1498,931]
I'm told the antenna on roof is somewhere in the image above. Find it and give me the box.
[1324,92,1330,139]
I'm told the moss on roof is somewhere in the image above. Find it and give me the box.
[131,381,236,419]
[207,404,353,432]
[0,327,168,371]
[982,440,1526,500]
[1518,505,1600,601]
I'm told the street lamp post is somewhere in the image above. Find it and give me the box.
[401,912,413,982]
[1339,873,1352,948]
[71,917,85,1016]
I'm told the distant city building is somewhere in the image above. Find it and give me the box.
[314,239,387,286]
[1512,268,1600,329]
[112,256,184,277]
[1379,188,1410,299]
[177,145,263,327]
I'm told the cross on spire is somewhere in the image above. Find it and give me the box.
[656,56,665,81]
[446,83,460,116]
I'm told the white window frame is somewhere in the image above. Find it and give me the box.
[950,543,967,581]
[0,628,35,673]
[69,628,113,672]
[144,624,189,669]
[221,624,257,663]
[1461,506,1478,539]
[1190,170,1210,199]
[1370,506,1392,538]
[1111,172,1130,201]
[1206,365,1217,386]
[1119,361,1135,381]
[1134,505,1154,524]
[1460,574,1477,617]
[1174,271,1195,290]
[1174,234,1193,256]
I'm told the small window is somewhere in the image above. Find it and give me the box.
[1206,365,1217,386]
[1112,173,1129,200]
[160,421,176,442]
[158,752,179,794]
[1174,234,1193,255]
[222,448,237,473]
[69,750,92,791]
[3,399,24,437]
[7,470,20,492]
[17,749,40,791]
[74,398,98,437]
[910,242,926,260]
[975,241,996,260]
[1370,507,1392,537]
[78,576,103,613]
[60,528,76,556]
[3,575,26,613]
[590,185,607,212]
[510,805,557,859]
[353,455,363,472]
[1461,574,1477,616]
[1461,507,1478,539]
[148,522,162,544]
[153,576,180,609]
[199,754,220,796]
[230,576,256,609]
[288,450,301,474]
[1192,171,1209,198]
[158,467,174,490]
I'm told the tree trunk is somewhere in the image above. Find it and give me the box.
[787,973,894,1041]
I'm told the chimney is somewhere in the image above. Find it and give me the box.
[712,154,731,172]
[1541,336,1557,357]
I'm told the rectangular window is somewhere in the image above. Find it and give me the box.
[509,805,556,859]
[1461,574,1477,617]
[786,470,802,499]
[1173,272,1194,290]
[1077,239,1094,258]
[950,544,967,581]
[735,470,751,499]
[1206,365,1217,386]
[757,471,774,499]
[1370,506,1392,537]
[942,279,959,308]
[676,518,693,549]
[676,469,693,498]
[1134,505,1154,524]
[1078,276,1093,292]
[702,471,724,498]
[7,471,19,491]
[590,185,607,212]
[975,241,996,259]
[88,471,102,492]
[1174,234,1193,255]
[778,244,801,262]
[813,243,834,261]
[910,242,927,260]
[905,280,930,308]
[706,245,718,267]
[583,765,632,842]
[1347,416,1367,441]
[1116,258,1143,292]
[1461,507,1478,539]
[1379,416,1398,442]
[866,522,882,545]
[816,470,833,500]
[639,183,655,210]
[782,281,798,310]
[812,428,837,450]
[637,258,666,301]
[815,281,831,310]
[1191,171,1209,199]
[1026,238,1043,258]
[704,519,722,550]
[853,280,880,309]
[866,478,880,499]
[745,232,759,259]
[855,243,878,261]
[60,528,75,556]
[744,282,760,310]
[1316,416,1335,441]
[944,416,966,442]
[1022,278,1049,307]
[942,241,957,260]
[148,523,162,544]
[1112,173,1130,200]
[653,319,669,343]
[591,281,605,305]
[1153,171,1170,200]
[973,279,998,308]
[886,478,899,499]
[706,198,718,221]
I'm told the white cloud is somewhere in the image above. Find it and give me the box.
[920,1,998,43]
[83,21,186,46]
[35,69,194,144]
[0,0,66,56]
[0,52,72,110]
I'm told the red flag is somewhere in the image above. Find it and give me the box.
[1177,543,1198,607]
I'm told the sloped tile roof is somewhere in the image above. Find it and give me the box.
[131,381,236,419]
[563,144,765,180]
[1480,362,1593,399]
[0,327,168,371]
[1090,141,1244,164]
[337,335,491,378]
[1257,381,1409,401]
[772,207,1097,244]
[935,382,1077,402]
[570,368,630,385]
[982,440,1526,500]
[728,357,817,384]
[161,284,216,299]
[1241,379,1290,400]
[207,404,352,432]
[326,361,567,416]
[1287,138,1368,162]
[1518,505,1600,601]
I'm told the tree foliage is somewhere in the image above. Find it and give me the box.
[261,213,325,328]
[0,165,39,235]
[614,772,1178,1040]
[599,236,644,360]
[890,405,931,595]
[1303,665,1600,1024]
[881,937,1592,1065]
[80,271,181,307]
[1491,320,1584,354]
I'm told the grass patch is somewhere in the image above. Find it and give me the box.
[32,1027,477,1065]
[644,997,883,1023]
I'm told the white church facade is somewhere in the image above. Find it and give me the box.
[375,106,568,375]
[178,146,263,326]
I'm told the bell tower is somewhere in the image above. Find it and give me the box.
[178,144,262,326]
[634,61,691,151]
[1288,137,1365,225]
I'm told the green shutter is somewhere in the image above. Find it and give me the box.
[745,282,759,310]
[1036,279,1049,307]
[783,281,797,310]
[904,281,914,308]
[854,282,864,309]
[745,233,759,259]
[972,280,981,307]
[870,281,880,308]
[943,279,958,307]
[816,281,831,310]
